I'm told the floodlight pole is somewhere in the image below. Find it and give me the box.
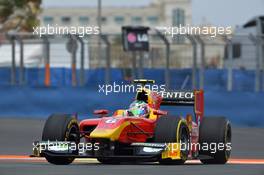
[227,40,233,91]
[101,34,111,84]
[97,0,102,67]
[155,29,170,89]
[17,36,24,85]
[10,35,16,85]
[186,34,197,89]
[249,34,261,92]
[256,18,264,91]
[98,0,102,31]
[195,36,205,90]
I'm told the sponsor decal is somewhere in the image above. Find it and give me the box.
[131,143,165,148]
[159,91,194,99]
[143,147,163,153]
[105,118,118,124]
[127,33,137,43]
[122,26,149,51]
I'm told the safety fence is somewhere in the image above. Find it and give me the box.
[0,33,263,92]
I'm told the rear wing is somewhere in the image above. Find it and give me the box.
[159,90,204,125]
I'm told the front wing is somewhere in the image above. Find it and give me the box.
[32,141,182,161]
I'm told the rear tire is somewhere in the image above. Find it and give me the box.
[154,116,190,165]
[199,117,232,164]
[42,114,80,165]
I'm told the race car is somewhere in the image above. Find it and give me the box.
[33,79,232,165]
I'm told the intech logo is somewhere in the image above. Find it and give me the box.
[159,91,194,100]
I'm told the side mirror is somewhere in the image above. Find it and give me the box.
[93,109,109,116]
[153,110,168,116]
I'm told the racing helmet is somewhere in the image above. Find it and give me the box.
[128,100,149,117]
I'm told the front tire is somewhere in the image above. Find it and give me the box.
[154,116,190,165]
[42,114,80,165]
[199,117,232,164]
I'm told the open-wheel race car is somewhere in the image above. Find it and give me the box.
[34,79,232,165]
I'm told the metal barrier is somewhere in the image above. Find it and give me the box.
[0,32,263,92]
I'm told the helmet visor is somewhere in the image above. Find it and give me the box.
[130,108,143,116]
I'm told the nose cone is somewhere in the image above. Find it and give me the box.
[89,117,130,141]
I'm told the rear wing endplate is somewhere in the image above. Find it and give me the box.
[159,90,204,125]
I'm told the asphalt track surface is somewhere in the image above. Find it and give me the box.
[0,118,264,175]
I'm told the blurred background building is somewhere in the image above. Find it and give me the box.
[1,0,225,70]
[40,0,192,34]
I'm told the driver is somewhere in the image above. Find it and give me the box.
[126,100,150,118]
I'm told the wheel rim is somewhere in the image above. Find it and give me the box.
[180,127,189,158]
[68,125,79,141]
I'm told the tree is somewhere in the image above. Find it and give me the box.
[0,0,41,32]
